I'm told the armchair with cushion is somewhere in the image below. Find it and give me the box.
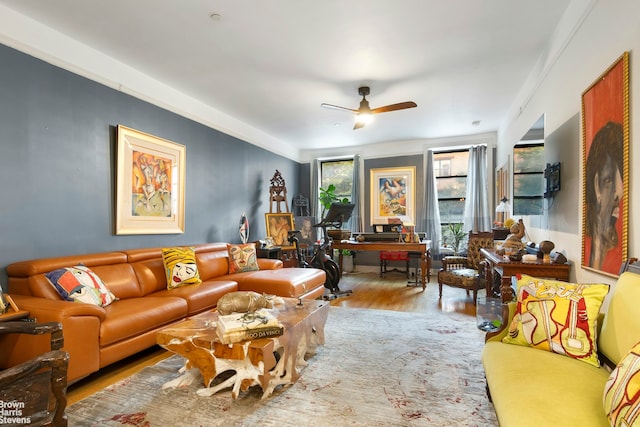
[437,231,494,302]
[0,321,69,427]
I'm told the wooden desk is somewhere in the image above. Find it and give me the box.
[331,240,431,289]
[480,248,571,303]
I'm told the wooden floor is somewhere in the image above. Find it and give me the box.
[66,269,478,405]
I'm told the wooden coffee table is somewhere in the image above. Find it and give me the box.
[157,298,329,399]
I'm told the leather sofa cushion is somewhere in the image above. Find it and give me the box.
[100,296,187,347]
[195,243,232,279]
[7,252,128,297]
[91,263,143,299]
[233,268,326,298]
[152,279,238,316]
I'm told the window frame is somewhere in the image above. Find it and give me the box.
[319,158,355,203]
[512,142,544,215]
[433,148,470,253]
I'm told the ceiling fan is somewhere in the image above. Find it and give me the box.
[321,86,417,130]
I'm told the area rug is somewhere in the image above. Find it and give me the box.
[67,307,498,426]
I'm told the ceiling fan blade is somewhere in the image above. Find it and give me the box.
[371,101,417,114]
[353,121,366,130]
[321,103,357,113]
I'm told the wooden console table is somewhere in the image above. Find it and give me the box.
[331,240,431,289]
[480,248,571,303]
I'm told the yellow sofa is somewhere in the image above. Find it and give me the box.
[482,263,640,426]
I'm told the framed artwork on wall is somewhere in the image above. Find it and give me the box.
[370,166,416,225]
[265,213,295,250]
[115,125,186,235]
[294,216,316,247]
[581,52,629,277]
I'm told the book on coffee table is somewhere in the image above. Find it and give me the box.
[216,309,284,344]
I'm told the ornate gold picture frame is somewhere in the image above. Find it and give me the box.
[265,213,295,250]
[581,52,629,277]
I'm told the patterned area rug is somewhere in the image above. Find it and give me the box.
[67,306,498,426]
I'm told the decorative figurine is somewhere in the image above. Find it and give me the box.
[496,219,526,256]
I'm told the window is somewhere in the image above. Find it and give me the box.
[513,143,544,215]
[318,158,354,229]
[320,159,354,203]
[434,149,469,251]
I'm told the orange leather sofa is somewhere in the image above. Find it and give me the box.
[1,243,325,383]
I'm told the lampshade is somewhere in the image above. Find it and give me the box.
[495,197,510,213]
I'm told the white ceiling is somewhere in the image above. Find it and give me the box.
[0,0,582,160]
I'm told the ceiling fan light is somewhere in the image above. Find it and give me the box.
[355,112,373,126]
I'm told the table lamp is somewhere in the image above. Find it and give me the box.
[495,197,510,226]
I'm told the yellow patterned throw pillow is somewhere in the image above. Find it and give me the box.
[227,243,260,274]
[604,341,640,426]
[162,246,202,289]
[502,274,609,367]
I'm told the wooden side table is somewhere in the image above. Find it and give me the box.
[256,246,282,260]
[480,248,571,303]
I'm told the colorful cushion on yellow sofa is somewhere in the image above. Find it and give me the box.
[227,243,259,274]
[45,264,117,306]
[604,341,640,426]
[162,246,202,289]
[502,274,609,367]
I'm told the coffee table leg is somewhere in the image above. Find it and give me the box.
[196,373,238,397]
[162,366,201,390]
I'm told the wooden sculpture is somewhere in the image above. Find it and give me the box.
[496,219,526,255]
[269,170,289,213]
[216,291,276,315]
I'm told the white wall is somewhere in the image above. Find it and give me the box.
[497,0,640,287]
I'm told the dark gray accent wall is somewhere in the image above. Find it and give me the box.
[364,155,424,230]
[358,155,424,266]
[0,44,299,290]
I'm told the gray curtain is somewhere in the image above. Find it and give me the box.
[422,149,441,257]
[463,145,491,232]
[350,154,363,233]
[311,158,319,221]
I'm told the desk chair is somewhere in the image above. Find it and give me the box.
[379,250,409,278]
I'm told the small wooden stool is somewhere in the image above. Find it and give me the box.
[379,251,409,278]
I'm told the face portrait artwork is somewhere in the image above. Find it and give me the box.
[172,262,198,285]
[584,122,624,272]
[227,243,259,273]
[295,216,316,246]
[230,244,256,269]
[162,247,202,289]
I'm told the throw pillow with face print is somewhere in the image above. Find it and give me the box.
[162,246,202,289]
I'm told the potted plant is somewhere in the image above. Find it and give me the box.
[319,184,350,217]
[340,249,355,273]
[318,184,351,241]
[448,222,467,255]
